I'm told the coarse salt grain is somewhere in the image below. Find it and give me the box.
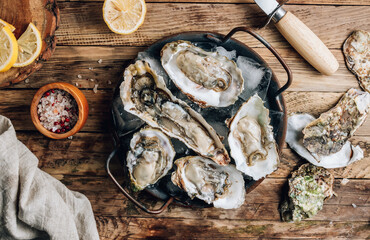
[25,78,30,83]
[75,83,79,87]
[77,74,82,79]
[37,89,78,134]
[93,84,99,93]
[352,203,357,208]
[341,178,350,185]
[97,59,103,64]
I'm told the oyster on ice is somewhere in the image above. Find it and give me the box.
[343,30,369,92]
[280,163,334,222]
[227,94,279,180]
[126,127,175,191]
[161,40,244,107]
[303,88,370,156]
[120,60,230,165]
[171,156,245,209]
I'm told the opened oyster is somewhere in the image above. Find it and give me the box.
[303,88,370,156]
[280,163,334,222]
[171,156,245,209]
[126,127,175,191]
[343,30,369,92]
[227,94,279,180]
[286,113,364,168]
[161,40,244,107]
[120,60,230,165]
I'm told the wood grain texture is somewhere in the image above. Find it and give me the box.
[9,46,361,92]
[55,3,370,49]
[0,0,59,87]
[95,217,369,239]
[56,0,370,5]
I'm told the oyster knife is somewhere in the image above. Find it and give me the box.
[254,0,339,75]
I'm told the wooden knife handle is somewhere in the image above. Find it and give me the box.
[275,11,339,75]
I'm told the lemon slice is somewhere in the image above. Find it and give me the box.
[0,25,18,72]
[13,23,42,68]
[0,19,16,32]
[103,0,146,35]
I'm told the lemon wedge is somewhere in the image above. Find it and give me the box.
[0,25,18,72]
[13,23,42,68]
[0,19,16,32]
[103,0,146,35]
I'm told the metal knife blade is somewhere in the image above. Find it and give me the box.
[254,0,279,16]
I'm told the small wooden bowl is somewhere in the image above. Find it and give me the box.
[31,82,89,139]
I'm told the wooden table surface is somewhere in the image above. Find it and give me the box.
[0,0,369,239]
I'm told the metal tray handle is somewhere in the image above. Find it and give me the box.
[221,27,293,97]
[106,147,174,214]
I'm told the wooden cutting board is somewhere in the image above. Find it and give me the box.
[0,0,59,87]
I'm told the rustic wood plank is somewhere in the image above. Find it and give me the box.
[57,0,370,5]
[15,131,370,178]
[55,3,370,49]
[57,174,369,221]
[95,217,369,239]
[2,90,369,134]
[10,46,361,93]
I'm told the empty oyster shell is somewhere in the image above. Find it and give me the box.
[227,94,279,180]
[120,60,230,165]
[343,30,369,92]
[303,88,370,156]
[126,127,175,191]
[280,163,334,222]
[171,156,245,209]
[161,40,244,107]
[287,113,364,168]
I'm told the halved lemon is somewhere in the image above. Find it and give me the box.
[0,19,16,32]
[103,0,146,35]
[0,25,18,72]
[13,23,42,68]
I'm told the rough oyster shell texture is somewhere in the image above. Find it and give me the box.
[303,88,370,156]
[161,40,245,107]
[286,113,363,168]
[120,60,230,165]
[280,163,334,222]
[228,94,279,180]
[126,127,175,191]
[343,30,370,93]
[171,156,245,209]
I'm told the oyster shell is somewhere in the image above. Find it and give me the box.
[227,94,279,180]
[126,127,175,191]
[286,113,364,168]
[343,30,369,92]
[280,163,334,222]
[171,156,245,209]
[161,40,244,107]
[303,88,370,156]
[120,60,230,165]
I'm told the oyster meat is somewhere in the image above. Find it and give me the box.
[286,113,364,168]
[343,30,369,92]
[120,60,230,165]
[161,40,244,107]
[171,156,245,209]
[280,163,334,222]
[303,88,370,156]
[126,127,175,191]
[227,94,279,180]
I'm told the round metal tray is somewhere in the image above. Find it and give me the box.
[106,27,292,214]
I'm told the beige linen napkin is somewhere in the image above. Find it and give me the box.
[0,115,99,240]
